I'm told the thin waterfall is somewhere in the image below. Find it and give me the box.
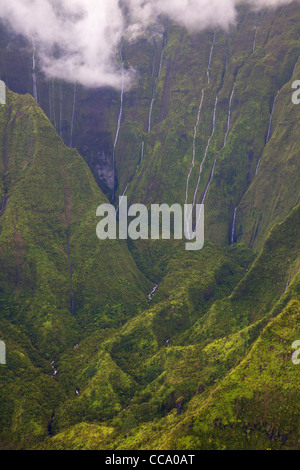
[148,81,156,133]
[224,81,236,146]
[112,53,125,202]
[265,90,279,144]
[148,37,166,133]
[185,89,205,207]
[252,27,258,54]
[31,38,38,102]
[284,276,291,293]
[70,81,77,148]
[202,157,216,203]
[207,32,216,85]
[191,92,220,211]
[231,207,237,245]
[116,184,128,215]
[185,33,216,235]
[139,141,145,166]
[200,78,235,206]
[255,90,279,176]
[188,91,220,234]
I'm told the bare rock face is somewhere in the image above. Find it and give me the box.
[94,151,114,191]
[176,397,184,416]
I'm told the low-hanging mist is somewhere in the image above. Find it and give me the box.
[0,0,299,90]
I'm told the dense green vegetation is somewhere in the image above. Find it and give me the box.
[0,3,299,450]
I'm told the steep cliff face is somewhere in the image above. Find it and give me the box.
[0,2,299,451]
[1,4,299,250]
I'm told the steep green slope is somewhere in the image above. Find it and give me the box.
[0,89,149,358]
[38,204,299,450]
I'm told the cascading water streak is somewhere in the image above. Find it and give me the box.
[148,39,165,133]
[112,58,125,202]
[255,90,279,176]
[224,81,236,146]
[252,28,258,53]
[192,91,219,209]
[140,141,145,166]
[202,157,216,203]
[231,207,237,245]
[185,89,205,207]
[185,33,216,235]
[207,32,216,85]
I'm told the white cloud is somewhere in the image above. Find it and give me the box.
[0,0,298,90]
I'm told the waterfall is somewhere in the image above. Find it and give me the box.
[140,141,145,166]
[224,81,236,146]
[202,157,217,203]
[31,38,38,102]
[252,28,258,54]
[148,38,166,134]
[192,92,219,209]
[70,81,77,148]
[196,79,236,217]
[255,90,279,176]
[185,89,205,208]
[148,284,158,303]
[265,90,279,144]
[207,32,216,85]
[186,92,220,235]
[112,55,125,202]
[231,207,237,245]
[185,33,216,236]
[116,184,128,215]
[148,81,156,133]
[284,277,291,293]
